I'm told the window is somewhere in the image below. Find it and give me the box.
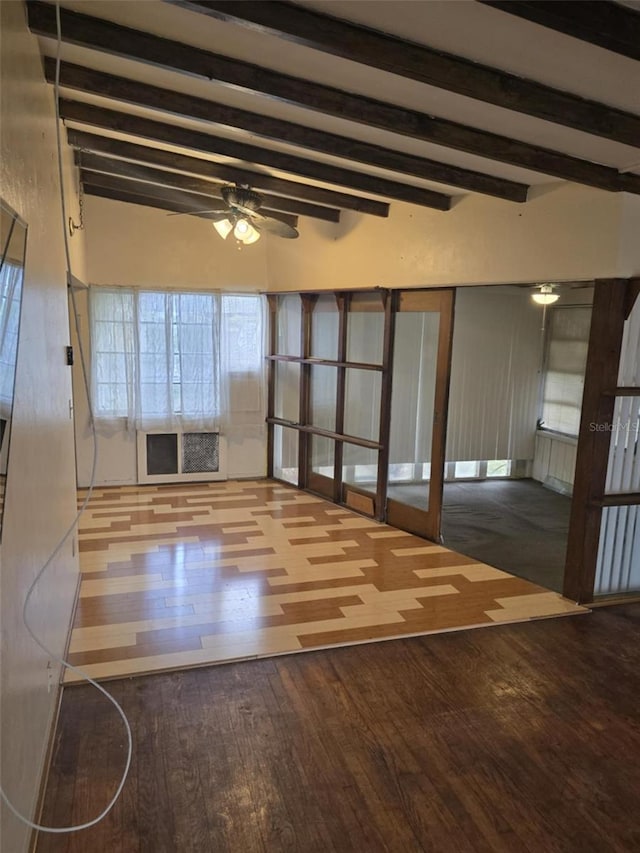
[0,262,23,420]
[540,306,591,436]
[90,288,264,430]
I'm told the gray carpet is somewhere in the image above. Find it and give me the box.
[388,479,571,593]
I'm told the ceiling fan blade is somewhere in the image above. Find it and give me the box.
[167,209,229,218]
[258,216,299,239]
[233,202,263,219]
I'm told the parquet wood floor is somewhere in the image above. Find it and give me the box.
[67,480,585,682]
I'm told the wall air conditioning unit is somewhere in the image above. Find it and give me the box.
[137,430,227,484]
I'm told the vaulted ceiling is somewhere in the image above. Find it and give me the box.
[27,0,640,233]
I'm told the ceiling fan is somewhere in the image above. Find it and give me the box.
[171,184,299,244]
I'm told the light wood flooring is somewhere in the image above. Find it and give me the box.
[67,480,585,682]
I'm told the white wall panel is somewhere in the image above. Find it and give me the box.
[1,4,83,848]
[595,295,640,596]
[532,431,578,493]
[595,506,640,595]
[446,287,543,463]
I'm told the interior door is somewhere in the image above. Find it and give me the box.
[386,290,455,541]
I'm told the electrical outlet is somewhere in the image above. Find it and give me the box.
[72,537,76,557]
[47,661,54,694]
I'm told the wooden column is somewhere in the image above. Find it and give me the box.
[333,292,349,504]
[298,294,316,489]
[426,289,455,543]
[375,290,396,522]
[266,294,277,478]
[563,279,630,603]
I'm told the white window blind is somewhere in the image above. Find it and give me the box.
[540,306,592,437]
[90,287,264,431]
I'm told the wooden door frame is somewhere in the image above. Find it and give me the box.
[267,287,455,541]
[385,289,456,541]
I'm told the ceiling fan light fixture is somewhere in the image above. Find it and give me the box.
[532,283,559,305]
[233,217,260,245]
[213,218,233,240]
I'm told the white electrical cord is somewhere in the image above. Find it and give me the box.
[0,1,132,833]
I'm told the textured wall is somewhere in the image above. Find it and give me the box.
[0,3,83,850]
[265,183,626,291]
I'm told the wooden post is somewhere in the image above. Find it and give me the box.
[426,289,455,543]
[376,290,395,521]
[298,294,316,489]
[563,279,629,603]
[334,292,349,504]
[266,294,277,478]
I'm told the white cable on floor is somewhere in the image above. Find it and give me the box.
[0,1,132,833]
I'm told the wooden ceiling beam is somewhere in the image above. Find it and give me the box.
[76,151,342,222]
[81,171,299,227]
[27,2,639,194]
[166,0,640,148]
[67,130,390,217]
[45,58,523,203]
[81,182,231,221]
[480,1,640,62]
[59,100,453,211]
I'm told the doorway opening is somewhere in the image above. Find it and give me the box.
[440,284,593,592]
[267,283,593,594]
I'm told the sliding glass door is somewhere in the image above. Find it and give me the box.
[386,290,454,540]
[267,288,454,542]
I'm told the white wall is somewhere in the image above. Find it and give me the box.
[617,193,640,277]
[74,196,270,486]
[84,195,269,291]
[266,183,628,291]
[532,431,577,494]
[1,3,83,850]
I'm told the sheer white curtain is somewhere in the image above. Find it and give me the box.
[220,293,266,437]
[90,287,137,425]
[136,290,221,430]
[90,287,265,432]
[90,287,223,431]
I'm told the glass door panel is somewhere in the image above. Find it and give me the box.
[347,294,384,364]
[386,291,454,540]
[274,361,300,423]
[273,425,299,485]
[310,364,338,431]
[276,294,301,355]
[309,434,335,498]
[311,294,339,360]
[342,442,378,516]
[344,368,381,441]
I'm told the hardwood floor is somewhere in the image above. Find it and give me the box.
[37,604,640,852]
[67,481,583,682]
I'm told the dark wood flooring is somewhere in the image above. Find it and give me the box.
[36,605,640,852]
